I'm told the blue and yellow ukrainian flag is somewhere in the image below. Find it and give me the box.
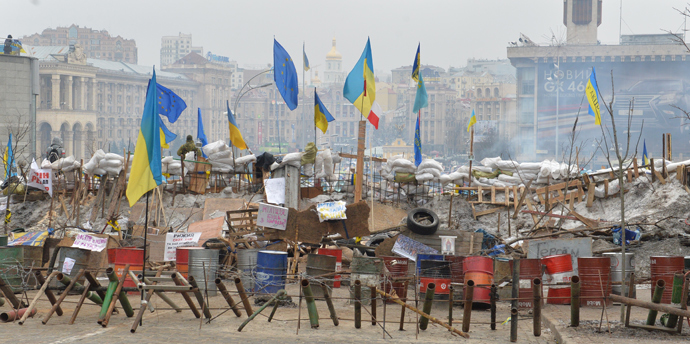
[343,38,377,128]
[303,42,310,72]
[126,70,163,207]
[411,43,421,82]
[3,133,13,179]
[467,109,477,132]
[586,67,602,125]
[159,118,176,149]
[414,113,422,167]
[314,89,335,134]
[643,139,650,166]
[227,100,248,150]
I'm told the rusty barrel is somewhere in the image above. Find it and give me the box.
[509,258,542,309]
[306,253,336,298]
[444,255,465,284]
[464,256,494,304]
[108,247,143,292]
[603,252,635,297]
[650,256,685,304]
[317,248,343,288]
[382,256,409,300]
[577,257,612,307]
[350,256,384,305]
[541,254,573,305]
[419,260,451,298]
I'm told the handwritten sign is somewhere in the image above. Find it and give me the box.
[264,178,285,204]
[164,232,202,261]
[256,203,288,230]
[62,257,76,274]
[316,201,347,222]
[524,237,592,272]
[71,233,109,252]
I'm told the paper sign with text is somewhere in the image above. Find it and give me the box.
[256,203,288,230]
[264,178,285,204]
[164,232,202,261]
[71,233,109,252]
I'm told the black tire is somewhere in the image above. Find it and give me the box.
[407,208,439,235]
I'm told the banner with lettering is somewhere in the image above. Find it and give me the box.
[71,233,109,252]
[256,203,288,230]
[164,232,202,261]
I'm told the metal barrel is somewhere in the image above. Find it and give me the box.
[464,256,494,304]
[350,257,383,305]
[188,248,220,296]
[236,248,261,291]
[255,250,288,295]
[416,254,444,277]
[510,258,541,309]
[542,254,573,305]
[419,259,451,298]
[603,252,635,297]
[650,256,685,304]
[306,253,336,298]
[0,246,42,292]
[577,257,612,307]
[107,247,143,292]
[176,247,197,279]
[317,248,343,288]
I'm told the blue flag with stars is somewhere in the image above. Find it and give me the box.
[156,83,187,123]
[273,39,299,111]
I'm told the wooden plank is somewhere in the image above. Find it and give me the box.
[471,204,477,220]
[534,180,580,195]
[569,192,575,212]
[354,120,366,203]
[477,185,483,203]
[512,186,518,211]
[524,197,539,225]
[569,209,598,229]
[633,158,639,177]
[512,181,533,219]
[587,184,596,207]
[627,169,633,183]
[474,206,503,217]
[490,186,496,203]
[651,159,656,183]
[521,210,578,220]
[504,187,509,207]
[188,217,225,245]
[654,170,667,184]
[604,179,609,198]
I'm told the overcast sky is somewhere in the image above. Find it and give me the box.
[7,0,687,74]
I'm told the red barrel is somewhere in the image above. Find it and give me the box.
[510,259,542,309]
[464,256,494,304]
[419,278,451,294]
[108,247,144,292]
[444,255,465,284]
[650,256,685,304]
[541,254,573,304]
[578,257,612,307]
[382,256,409,299]
[419,260,451,296]
[317,248,343,288]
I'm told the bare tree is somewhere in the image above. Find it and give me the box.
[2,115,34,234]
[595,71,644,322]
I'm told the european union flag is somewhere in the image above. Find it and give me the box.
[156,83,187,123]
[273,39,299,111]
[414,113,422,167]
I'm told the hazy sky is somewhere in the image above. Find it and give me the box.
[7,0,688,74]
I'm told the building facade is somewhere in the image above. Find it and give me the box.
[508,0,690,161]
[160,33,203,67]
[21,25,137,64]
[0,53,39,160]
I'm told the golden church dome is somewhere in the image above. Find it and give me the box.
[326,37,342,60]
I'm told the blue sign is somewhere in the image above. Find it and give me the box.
[206,51,230,63]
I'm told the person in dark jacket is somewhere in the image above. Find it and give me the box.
[3,35,13,55]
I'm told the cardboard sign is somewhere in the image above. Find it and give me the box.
[62,257,76,274]
[264,178,285,204]
[316,201,347,222]
[164,232,202,261]
[71,233,109,252]
[256,203,288,230]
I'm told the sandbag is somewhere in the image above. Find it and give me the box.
[282,152,303,163]
[209,150,232,160]
[104,153,124,162]
[92,168,107,176]
[520,162,542,171]
[235,154,257,166]
[391,158,414,169]
[202,140,228,156]
[301,142,317,165]
[417,159,442,171]
[496,160,519,171]
[99,159,122,169]
[162,156,174,164]
[415,172,434,181]
[417,168,441,178]
[481,157,501,169]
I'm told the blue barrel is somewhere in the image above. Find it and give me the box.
[416,254,443,277]
[255,250,288,294]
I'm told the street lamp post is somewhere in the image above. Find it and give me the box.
[548,63,562,158]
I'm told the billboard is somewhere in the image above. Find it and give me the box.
[535,58,690,158]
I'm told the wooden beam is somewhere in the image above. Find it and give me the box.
[521,210,578,220]
[477,185,483,203]
[354,121,366,203]
[524,197,539,225]
[512,181,533,219]
[570,210,598,229]
[633,159,639,178]
[490,186,496,203]
[474,206,503,217]
[504,187,509,207]
[654,170,666,184]
[603,179,609,198]
[586,185,595,207]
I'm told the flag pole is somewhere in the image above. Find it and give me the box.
[141,190,149,325]
[468,126,474,189]
[314,88,317,181]
[303,41,307,151]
